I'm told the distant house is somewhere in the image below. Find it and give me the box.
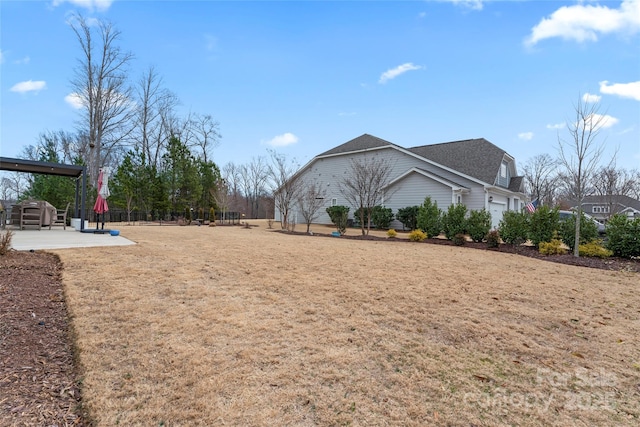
[574,195,640,223]
[281,134,527,230]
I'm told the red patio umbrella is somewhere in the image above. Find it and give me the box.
[93,167,110,230]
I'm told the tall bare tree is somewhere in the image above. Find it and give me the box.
[210,179,230,224]
[522,153,560,206]
[222,162,242,214]
[69,14,134,186]
[297,181,327,234]
[239,157,268,218]
[558,96,608,256]
[267,150,303,230]
[190,113,221,163]
[133,66,179,169]
[339,156,395,235]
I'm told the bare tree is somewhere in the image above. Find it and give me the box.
[69,14,134,186]
[297,181,327,234]
[558,96,608,256]
[522,153,560,206]
[339,156,395,235]
[210,179,230,224]
[134,66,179,168]
[267,150,303,230]
[222,162,242,214]
[631,170,640,200]
[190,113,221,163]
[591,164,637,219]
[239,157,268,218]
[0,173,28,201]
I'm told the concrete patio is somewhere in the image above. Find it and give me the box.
[6,226,135,251]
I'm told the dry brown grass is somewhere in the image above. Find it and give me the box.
[55,221,639,426]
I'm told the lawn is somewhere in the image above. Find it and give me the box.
[55,221,639,426]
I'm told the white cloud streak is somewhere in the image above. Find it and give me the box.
[65,93,84,109]
[52,0,113,12]
[525,0,640,46]
[599,80,640,101]
[265,132,299,147]
[546,123,565,130]
[378,63,423,84]
[443,0,484,11]
[10,80,46,93]
[582,93,601,103]
[518,132,534,141]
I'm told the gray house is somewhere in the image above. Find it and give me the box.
[282,134,526,230]
[575,195,640,223]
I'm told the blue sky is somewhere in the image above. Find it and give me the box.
[1,0,639,172]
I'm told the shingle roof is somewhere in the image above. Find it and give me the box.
[580,195,640,211]
[407,138,507,185]
[508,176,524,193]
[318,134,399,156]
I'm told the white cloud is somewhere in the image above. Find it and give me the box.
[599,80,640,101]
[265,132,299,147]
[418,12,427,19]
[546,123,565,130]
[65,92,84,109]
[443,0,484,11]
[378,63,423,84]
[579,113,619,130]
[582,92,601,103]
[10,80,46,93]
[53,0,113,12]
[525,0,640,46]
[518,132,534,141]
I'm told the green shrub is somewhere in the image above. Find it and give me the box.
[387,229,397,238]
[352,207,364,227]
[485,230,500,248]
[209,207,215,222]
[371,206,394,229]
[326,205,350,235]
[467,209,492,242]
[606,214,640,259]
[408,229,427,242]
[396,206,419,231]
[416,197,442,238]
[185,206,192,224]
[578,240,612,258]
[559,212,599,251]
[442,203,467,240]
[452,233,466,246]
[528,205,559,248]
[499,211,529,245]
[539,237,567,255]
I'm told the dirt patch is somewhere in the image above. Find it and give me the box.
[0,251,87,426]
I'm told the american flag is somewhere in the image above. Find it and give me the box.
[526,199,539,213]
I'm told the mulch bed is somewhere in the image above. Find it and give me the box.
[0,251,88,426]
[283,229,640,273]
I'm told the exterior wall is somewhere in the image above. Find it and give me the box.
[281,145,523,230]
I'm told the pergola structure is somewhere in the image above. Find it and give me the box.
[0,157,87,231]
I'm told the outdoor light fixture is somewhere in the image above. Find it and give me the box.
[489,196,493,202]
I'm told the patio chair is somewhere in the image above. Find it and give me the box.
[20,201,43,230]
[50,202,70,230]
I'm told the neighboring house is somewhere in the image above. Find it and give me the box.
[574,195,640,223]
[281,134,527,230]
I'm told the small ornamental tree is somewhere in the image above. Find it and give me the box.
[416,197,442,238]
[527,205,560,248]
[499,211,529,245]
[326,205,349,235]
[371,206,394,229]
[396,206,419,231]
[442,203,467,240]
[467,209,492,242]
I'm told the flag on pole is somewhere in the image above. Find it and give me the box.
[525,199,539,213]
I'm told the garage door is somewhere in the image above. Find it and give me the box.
[489,202,507,230]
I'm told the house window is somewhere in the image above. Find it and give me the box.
[331,198,337,206]
[500,163,507,178]
[593,206,610,214]
[457,195,462,205]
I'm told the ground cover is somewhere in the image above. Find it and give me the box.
[1,221,639,425]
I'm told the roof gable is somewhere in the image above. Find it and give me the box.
[581,195,640,211]
[318,134,400,157]
[407,138,507,185]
